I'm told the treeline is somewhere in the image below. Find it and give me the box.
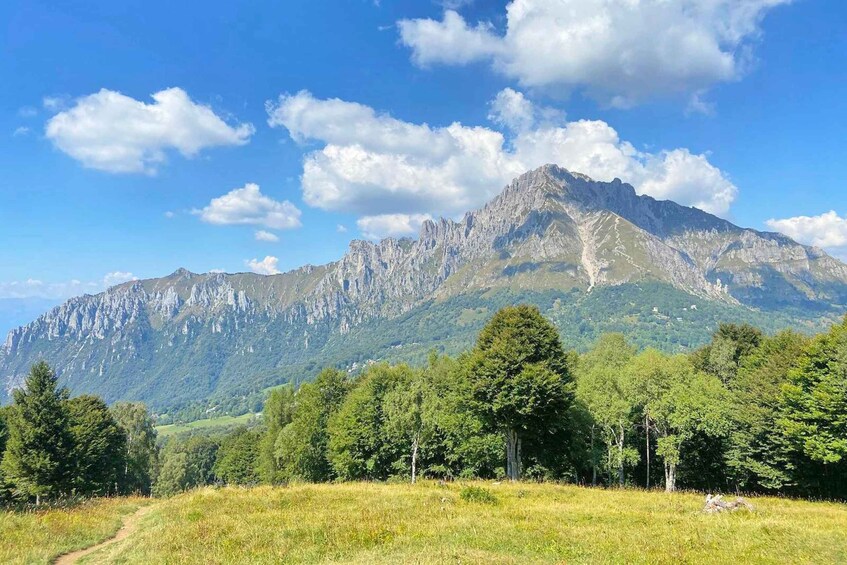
[0,362,157,505]
[3,306,846,503]
[153,305,847,500]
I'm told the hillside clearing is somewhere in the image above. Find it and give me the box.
[76,482,847,564]
[154,413,259,438]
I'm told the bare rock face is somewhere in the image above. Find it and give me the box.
[3,165,847,406]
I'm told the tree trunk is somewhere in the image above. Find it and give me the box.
[664,462,676,492]
[590,425,597,486]
[645,415,650,490]
[411,436,419,484]
[505,429,521,481]
[617,425,625,486]
[35,493,41,507]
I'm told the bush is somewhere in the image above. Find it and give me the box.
[459,485,497,504]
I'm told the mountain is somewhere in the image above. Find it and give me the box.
[3,165,846,411]
[0,298,61,339]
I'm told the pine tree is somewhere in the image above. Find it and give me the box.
[1,362,73,504]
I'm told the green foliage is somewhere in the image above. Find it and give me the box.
[111,402,158,495]
[781,318,847,496]
[1,362,74,502]
[328,364,412,481]
[67,395,127,496]
[575,334,638,485]
[467,305,574,480]
[459,485,497,504]
[258,386,295,483]
[274,369,349,482]
[725,331,807,491]
[627,350,731,491]
[214,427,261,485]
[153,436,219,497]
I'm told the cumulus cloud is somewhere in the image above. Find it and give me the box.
[267,90,737,223]
[194,183,302,230]
[246,256,281,275]
[102,271,138,287]
[255,230,280,242]
[357,214,434,240]
[336,224,348,233]
[0,272,137,300]
[45,87,254,174]
[399,1,791,106]
[488,88,563,133]
[766,211,847,259]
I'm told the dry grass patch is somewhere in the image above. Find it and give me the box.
[0,497,148,564]
[81,482,847,564]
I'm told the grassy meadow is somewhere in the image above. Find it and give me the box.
[154,412,259,438]
[66,482,847,564]
[0,496,148,564]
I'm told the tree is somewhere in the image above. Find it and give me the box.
[629,350,730,491]
[257,386,295,483]
[1,362,74,504]
[725,331,806,492]
[110,402,158,495]
[153,436,218,497]
[67,395,127,496]
[695,323,764,384]
[414,353,502,480]
[327,364,408,481]
[576,334,639,486]
[274,369,349,482]
[383,368,433,483]
[214,427,261,485]
[467,305,574,481]
[0,406,13,503]
[781,318,847,498]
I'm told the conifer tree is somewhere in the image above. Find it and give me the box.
[1,362,73,504]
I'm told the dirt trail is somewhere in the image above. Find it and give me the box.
[54,504,154,564]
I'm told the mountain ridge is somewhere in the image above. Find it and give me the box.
[3,165,846,408]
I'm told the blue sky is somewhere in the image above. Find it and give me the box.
[1,0,846,305]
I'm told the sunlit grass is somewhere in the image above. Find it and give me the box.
[154,413,259,438]
[0,497,147,564]
[83,482,847,564]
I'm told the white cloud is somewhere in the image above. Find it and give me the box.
[12,126,30,137]
[103,271,138,287]
[45,87,254,174]
[357,213,434,240]
[336,224,348,233]
[246,256,281,275]
[18,106,38,118]
[267,89,737,220]
[164,211,176,219]
[766,211,847,258]
[488,87,563,133]
[399,1,791,106]
[255,230,280,242]
[0,272,138,300]
[194,183,302,230]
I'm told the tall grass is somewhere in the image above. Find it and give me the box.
[0,496,147,564]
[81,482,847,564]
